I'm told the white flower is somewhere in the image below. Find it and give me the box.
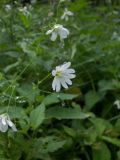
[61,8,73,21]
[111,32,120,41]
[31,0,37,4]
[46,24,69,41]
[5,4,12,11]
[114,100,120,109]
[19,6,30,16]
[0,113,17,132]
[52,62,76,92]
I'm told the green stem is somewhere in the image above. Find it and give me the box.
[7,85,16,113]
[38,73,51,85]
[56,0,61,22]
[109,114,120,121]
[84,150,91,160]
[6,63,30,113]
[82,65,96,92]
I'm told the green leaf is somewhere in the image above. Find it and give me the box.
[101,136,120,147]
[84,128,97,145]
[19,13,31,28]
[85,90,104,111]
[0,134,8,160]
[90,118,112,136]
[0,106,28,121]
[8,106,28,120]
[117,151,120,160]
[115,119,120,134]
[92,142,111,160]
[98,79,115,92]
[45,140,66,153]
[46,106,93,119]
[29,136,66,158]
[3,61,20,73]
[63,125,76,138]
[43,93,78,106]
[30,103,45,129]
[17,84,39,103]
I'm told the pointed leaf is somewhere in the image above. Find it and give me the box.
[30,103,45,129]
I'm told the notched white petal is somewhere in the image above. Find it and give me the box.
[52,78,57,91]
[62,62,71,70]
[0,124,8,133]
[51,32,57,41]
[46,29,53,35]
[11,123,17,132]
[2,117,6,125]
[59,28,69,40]
[56,78,61,92]
[67,73,76,79]
[67,11,74,16]
[0,114,17,132]
[65,78,72,85]
[60,79,68,89]
[52,70,56,76]
[66,69,75,74]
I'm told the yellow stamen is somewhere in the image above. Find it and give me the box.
[55,71,62,77]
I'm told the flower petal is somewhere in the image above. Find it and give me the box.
[51,31,57,41]
[58,27,69,39]
[52,70,56,76]
[60,78,68,89]
[52,77,61,92]
[11,124,17,132]
[65,69,75,74]
[65,16,68,21]
[67,73,76,79]
[7,120,17,132]
[52,77,57,91]
[0,120,8,132]
[61,14,65,20]
[2,117,6,125]
[61,62,71,70]
[67,11,73,16]
[64,78,72,85]
[46,29,53,35]
[55,78,61,92]
[63,73,76,79]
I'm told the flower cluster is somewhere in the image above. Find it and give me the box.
[46,8,73,41]
[46,8,76,92]
[1,6,75,133]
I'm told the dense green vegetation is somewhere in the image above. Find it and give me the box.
[0,0,120,159]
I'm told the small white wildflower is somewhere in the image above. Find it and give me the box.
[52,62,76,92]
[5,4,12,11]
[0,113,17,132]
[46,24,69,41]
[113,11,118,15]
[112,32,120,41]
[19,6,30,16]
[31,0,37,4]
[114,100,120,109]
[61,8,73,21]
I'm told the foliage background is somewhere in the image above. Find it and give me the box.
[0,0,120,159]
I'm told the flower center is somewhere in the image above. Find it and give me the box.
[55,71,62,77]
